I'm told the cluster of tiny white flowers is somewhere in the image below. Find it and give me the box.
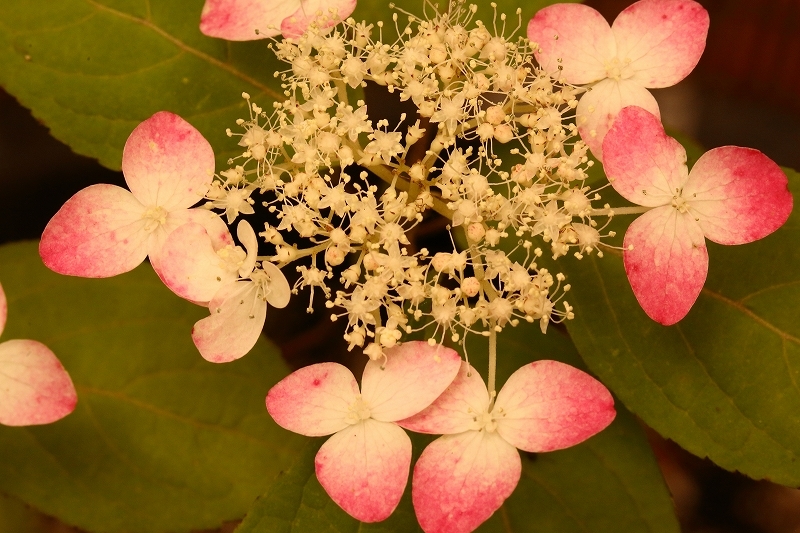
[207,0,623,361]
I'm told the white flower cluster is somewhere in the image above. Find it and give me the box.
[211,0,619,360]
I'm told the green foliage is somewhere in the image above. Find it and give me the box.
[237,321,678,533]
[0,0,284,170]
[560,167,800,486]
[0,494,51,533]
[0,241,303,533]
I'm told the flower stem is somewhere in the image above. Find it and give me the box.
[588,205,651,216]
[488,319,497,404]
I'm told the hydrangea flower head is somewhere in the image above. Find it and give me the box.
[527,0,709,160]
[0,282,77,426]
[603,105,793,325]
[399,360,616,533]
[266,341,462,522]
[40,111,231,278]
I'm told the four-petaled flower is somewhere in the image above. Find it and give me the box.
[603,105,793,324]
[0,282,77,426]
[159,220,291,362]
[527,0,709,160]
[40,112,231,279]
[266,341,462,522]
[199,0,357,40]
[399,360,615,533]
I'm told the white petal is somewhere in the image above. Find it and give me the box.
[237,220,258,277]
[192,281,266,363]
[361,341,461,422]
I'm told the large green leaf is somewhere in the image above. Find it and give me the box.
[560,167,800,485]
[0,241,303,533]
[0,0,284,170]
[237,321,678,533]
[0,494,51,533]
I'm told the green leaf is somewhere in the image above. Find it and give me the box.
[238,321,677,533]
[0,493,51,533]
[0,0,285,170]
[0,241,304,533]
[560,167,800,485]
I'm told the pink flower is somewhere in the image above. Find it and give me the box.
[199,0,357,40]
[0,282,77,426]
[603,106,793,325]
[40,112,231,279]
[266,341,462,522]
[527,0,709,160]
[158,220,291,363]
[399,360,615,533]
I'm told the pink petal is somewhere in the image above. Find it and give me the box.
[612,0,709,88]
[0,340,77,426]
[266,362,359,437]
[280,0,357,39]
[316,419,411,522]
[527,3,615,85]
[602,105,686,205]
[398,362,490,435]
[494,361,615,452]
[0,282,6,337]
[147,208,233,276]
[39,184,150,278]
[577,80,661,162]
[683,147,793,245]
[200,0,298,40]
[361,341,461,423]
[412,431,521,533]
[122,112,215,211]
[624,205,708,325]
[158,223,238,303]
[191,281,266,363]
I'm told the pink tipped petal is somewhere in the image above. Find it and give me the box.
[200,0,297,40]
[577,80,661,162]
[165,208,233,250]
[280,0,357,39]
[266,362,359,437]
[399,362,490,435]
[612,0,709,88]
[40,184,150,278]
[0,282,6,337]
[237,220,258,277]
[624,206,708,325]
[361,341,461,423]
[683,147,793,245]
[262,262,291,309]
[122,112,215,210]
[158,223,238,303]
[191,281,266,363]
[494,361,616,452]
[316,419,411,522]
[412,431,521,533]
[527,4,616,85]
[602,105,686,204]
[0,340,77,426]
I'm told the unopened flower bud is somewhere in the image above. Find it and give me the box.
[461,277,480,297]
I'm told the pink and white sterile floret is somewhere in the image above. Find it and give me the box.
[159,219,291,362]
[266,341,462,522]
[603,105,793,325]
[527,0,709,160]
[399,360,616,533]
[0,282,77,426]
[199,0,357,40]
[40,111,231,278]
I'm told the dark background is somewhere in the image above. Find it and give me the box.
[2,0,799,530]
